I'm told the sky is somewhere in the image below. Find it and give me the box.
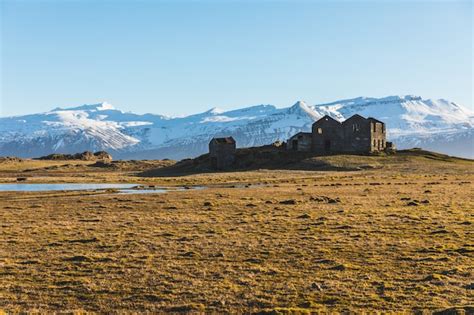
[0,0,472,117]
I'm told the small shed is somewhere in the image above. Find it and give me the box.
[385,141,396,152]
[287,132,312,152]
[209,137,236,170]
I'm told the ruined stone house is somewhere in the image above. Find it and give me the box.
[287,132,312,152]
[290,114,388,154]
[209,137,236,169]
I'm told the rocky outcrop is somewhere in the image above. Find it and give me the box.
[37,151,112,162]
[0,157,24,163]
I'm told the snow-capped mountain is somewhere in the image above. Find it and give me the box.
[0,95,472,159]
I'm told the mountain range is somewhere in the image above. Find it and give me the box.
[0,95,473,159]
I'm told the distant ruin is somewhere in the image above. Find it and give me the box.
[209,137,236,170]
[288,114,394,154]
[207,115,392,171]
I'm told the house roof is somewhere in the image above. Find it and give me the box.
[342,114,367,124]
[347,114,366,120]
[289,132,312,139]
[367,117,384,124]
[341,114,385,125]
[210,137,236,144]
[313,115,341,125]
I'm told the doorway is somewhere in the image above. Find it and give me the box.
[292,140,298,151]
[324,140,331,151]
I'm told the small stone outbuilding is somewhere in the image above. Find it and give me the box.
[385,141,396,152]
[209,137,236,170]
[287,132,312,152]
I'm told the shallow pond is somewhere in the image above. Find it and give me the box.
[117,186,206,194]
[0,183,205,194]
[0,183,137,192]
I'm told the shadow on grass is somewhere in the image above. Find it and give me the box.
[140,147,472,178]
[139,145,381,177]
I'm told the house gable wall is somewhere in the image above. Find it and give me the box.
[368,118,386,152]
[342,115,372,153]
[311,116,344,154]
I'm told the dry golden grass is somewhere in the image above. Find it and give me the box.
[0,153,473,313]
[0,158,174,184]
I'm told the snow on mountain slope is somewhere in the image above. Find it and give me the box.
[313,95,473,137]
[0,96,472,159]
[0,103,141,156]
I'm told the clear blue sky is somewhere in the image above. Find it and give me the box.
[0,0,472,117]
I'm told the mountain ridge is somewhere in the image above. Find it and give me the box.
[1,95,472,159]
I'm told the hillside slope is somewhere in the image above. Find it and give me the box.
[141,147,473,177]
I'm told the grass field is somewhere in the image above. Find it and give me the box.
[0,152,473,313]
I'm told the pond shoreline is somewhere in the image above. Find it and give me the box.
[0,183,207,194]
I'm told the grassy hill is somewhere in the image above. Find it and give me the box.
[141,146,473,177]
